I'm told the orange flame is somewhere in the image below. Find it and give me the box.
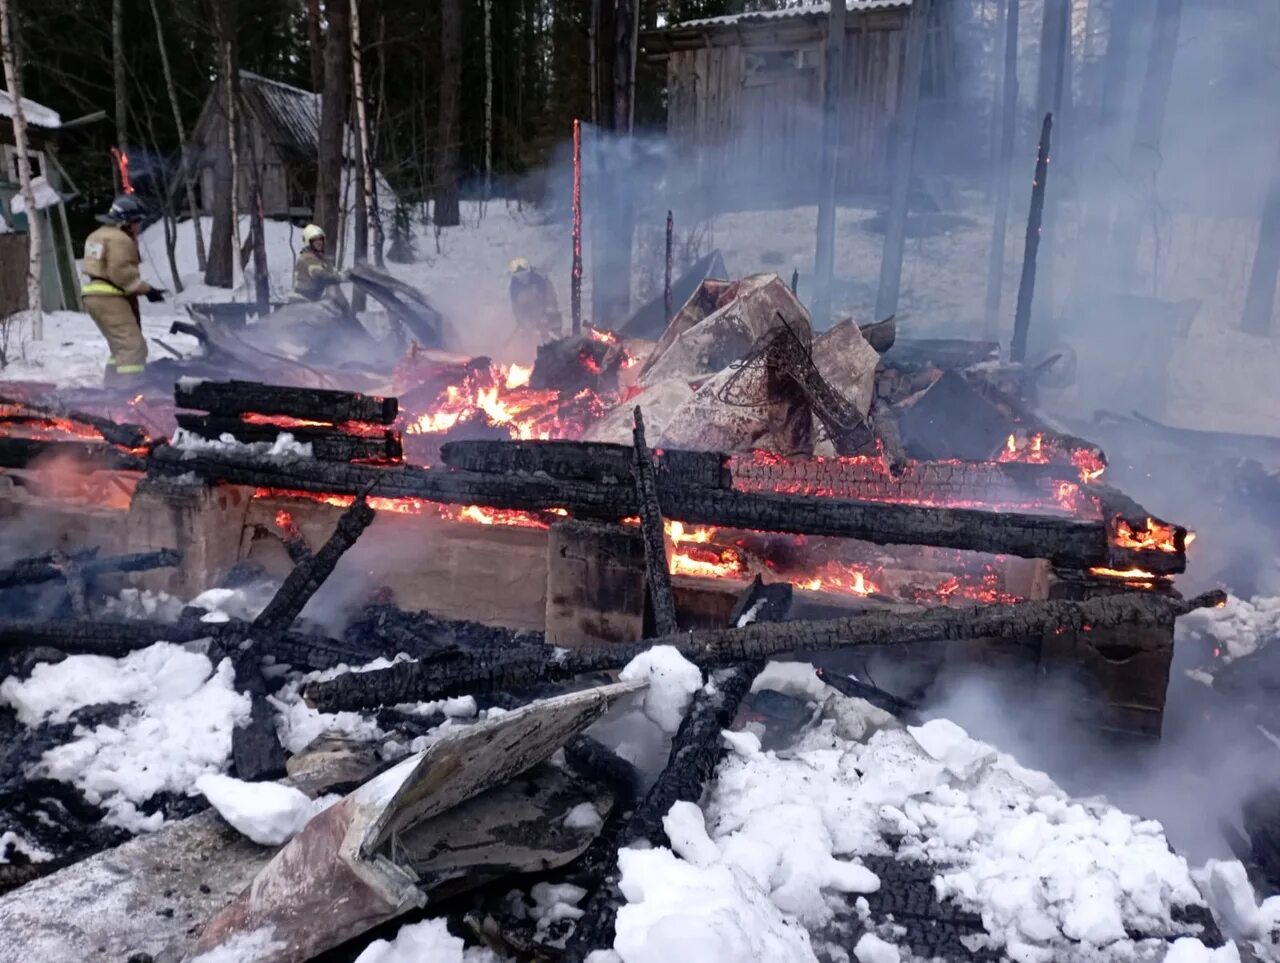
[1112,517,1188,554]
[111,147,133,194]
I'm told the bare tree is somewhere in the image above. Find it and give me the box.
[483,0,492,201]
[1241,133,1280,335]
[112,0,127,153]
[435,0,462,227]
[205,0,240,288]
[811,0,846,329]
[316,0,352,241]
[350,0,376,262]
[0,0,41,340]
[147,0,207,273]
[982,0,1018,337]
[306,0,324,94]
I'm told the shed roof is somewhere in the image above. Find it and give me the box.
[238,71,325,164]
[667,0,910,31]
[0,89,61,130]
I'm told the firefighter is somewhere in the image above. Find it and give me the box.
[508,257,563,343]
[290,224,347,303]
[81,194,164,385]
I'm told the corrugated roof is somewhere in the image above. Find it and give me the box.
[668,1,910,30]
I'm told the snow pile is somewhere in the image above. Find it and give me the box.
[187,584,280,624]
[1194,859,1280,955]
[269,659,397,754]
[194,773,338,846]
[353,918,499,963]
[189,927,288,963]
[9,176,63,214]
[610,676,1226,963]
[853,932,901,963]
[620,646,703,734]
[100,588,187,623]
[1182,594,1280,663]
[0,643,251,831]
[0,831,52,865]
[170,427,314,460]
[527,882,589,945]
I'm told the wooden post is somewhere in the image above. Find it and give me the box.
[982,0,1019,339]
[632,407,678,637]
[1241,133,1280,336]
[252,190,269,311]
[572,118,583,334]
[812,0,846,330]
[664,209,673,323]
[1011,113,1054,364]
[875,0,931,321]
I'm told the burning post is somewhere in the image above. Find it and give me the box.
[572,118,583,335]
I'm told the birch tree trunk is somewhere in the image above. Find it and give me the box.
[350,0,377,263]
[226,41,243,292]
[147,0,207,273]
[112,0,127,154]
[0,0,41,339]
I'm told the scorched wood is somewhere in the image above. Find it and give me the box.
[303,590,1222,712]
[174,413,403,463]
[174,379,397,425]
[439,439,731,489]
[253,495,377,635]
[0,437,145,471]
[0,394,149,450]
[146,446,1152,570]
[632,408,678,637]
[0,549,179,591]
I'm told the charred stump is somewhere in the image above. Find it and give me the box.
[632,408,678,637]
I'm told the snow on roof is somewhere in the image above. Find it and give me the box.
[668,0,911,31]
[0,88,61,129]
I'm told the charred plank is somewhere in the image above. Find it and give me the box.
[253,496,377,635]
[174,379,397,425]
[0,549,180,591]
[633,408,678,637]
[439,438,731,489]
[304,591,1222,712]
[0,394,149,450]
[175,413,403,463]
[0,437,145,471]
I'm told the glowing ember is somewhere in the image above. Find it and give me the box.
[667,520,715,544]
[505,364,533,390]
[997,432,1049,465]
[274,509,294,530]
[1112,516,1187,554]
[1089,566,1161,581]
[796,566,878,597]
[670,544,746,579]
[1073,447,1107,483]
[587,326,619,344]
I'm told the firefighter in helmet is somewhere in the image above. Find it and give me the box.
[290,224,347,303]
[508,257,562,343]
[81,194,164,385]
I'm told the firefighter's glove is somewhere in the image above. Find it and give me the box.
[145,289,167,303]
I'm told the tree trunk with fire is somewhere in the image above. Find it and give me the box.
[316,0,352,244]
[0,0,43,341]
[435,0,462,227]
[147,0,207,273]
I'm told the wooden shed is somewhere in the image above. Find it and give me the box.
[643,0,965,208]
[186,71,393,221]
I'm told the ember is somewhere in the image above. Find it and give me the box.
[1113,516,1190,553]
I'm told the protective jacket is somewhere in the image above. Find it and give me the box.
[510,269,563,340]
[82,225,152,298]
[291,247,344,302]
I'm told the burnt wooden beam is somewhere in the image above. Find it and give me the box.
[0,394,149,450]
[632,408,678,637]
[0,549,179,591]
[146,446,1179,572]
[253,496,377,635]
[175,413,403,463]
[272,511,313,565]
[439,439,731,489]
[304,590,1223,712]
[0,437,146,471]
[174,379,397,425]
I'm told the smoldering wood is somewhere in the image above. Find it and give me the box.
[0,437,146,471]
[1010,113,1053,363]
[304,591,1221,712]
[816,667,922,724]
[252,495,377,635]
[561,662,761,959]
[727,574,793,627]
[897,369,1013,461]
[439,438,731,489]
[0,548,179,591]
[273,511,313,565]
[347,263,446,348]
[858,315,896,354]
[632,407,678,637]
[0,395,148,450]
[870,400,909,476]
[174,379,398,425]
[619,251,730,341]
[174,413,404,463]
[225,648,287,782]
[146,445,1179,572]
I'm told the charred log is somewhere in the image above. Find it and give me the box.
[0,394,149,450]
[253,496,377,635]
[633,408,678,637]
[174,413,403,463]
[0,437,145,471]
[147,446,1164,571]
[440,439,731,490]
[728,574,793,627]
[816,667,922,723]
[0,549,179,591]
[304,591,1221,712]
[174,379,397,425]
[272,511,313,565]
[225,649,287,782]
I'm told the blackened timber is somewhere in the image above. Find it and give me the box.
[0,549,179,591]
[273,512,313,565]
[145,445,1182,572]
[174,379,397,425]
[227,650,287,782]
[0,437,145,471]
[174,413,403,463]
[0,394,149,450]
[1011,113,1053,363]
[632,408,678,637]
[440,439,731,489]
[303,591,1222,712]
[253,496,377,635]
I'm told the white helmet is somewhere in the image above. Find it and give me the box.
[302,224,326,245]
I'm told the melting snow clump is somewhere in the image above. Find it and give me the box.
[352,917,500,963]
[620,645,703,734]
[195,773,339,846]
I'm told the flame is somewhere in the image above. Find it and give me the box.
[505,364,533,390]
[587,326,619,344]
[274,509,295,530]
[796,566,878,597]
[668,520,714,544]
[1090,566,1160,581]
[670,544,746,579]
[112,147,133,194]
[997,432,1050,465]
[1112,517,1187,554]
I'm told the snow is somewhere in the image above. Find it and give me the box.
[1163,939,1243,963]
[100,588,187,623]
[353,918,499,963]
[189,927,288,963]
[0,643,251,831]
[1182,594,1280,664]
[270,671,383,755]
[619,646,703,735]
[528,882,589,944]
[170,427,314,459]
[0,89,61,128]
[8,176,63,214]
[564,801,605,833]
[907,718,995,780]
[0,831,52,864]
[194,773,338,846]
[852,933,901,963]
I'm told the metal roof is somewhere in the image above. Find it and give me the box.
[667,1,911,31]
